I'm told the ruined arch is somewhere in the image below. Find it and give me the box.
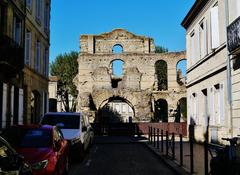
[176,59,187,85]
[155,60,168,91]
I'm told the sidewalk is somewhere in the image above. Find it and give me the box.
[145,137,212,175]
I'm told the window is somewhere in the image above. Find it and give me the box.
[210,4,220,49]
[199,19,207,58]
[26,0,32,10]
[44,48,49,77]
[13,15,22,45]
[35,41,41,72]
[25,31,31,66]
[44,3,50,32]
[36,0,42,22]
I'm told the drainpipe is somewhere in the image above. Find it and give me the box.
[224,0,233,137]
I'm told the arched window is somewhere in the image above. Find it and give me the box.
[112,44,123,54]
[155,60,168,91]
[111,59,124,77]
[176,59,187,85]
[154,99,168,122]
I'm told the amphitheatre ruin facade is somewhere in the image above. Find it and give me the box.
[74,29,186,123]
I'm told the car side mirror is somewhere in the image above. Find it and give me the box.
[82,126,87,132]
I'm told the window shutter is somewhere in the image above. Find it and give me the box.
[190,33,195,64]
[196,94,199,125]
[220,83,225,125]
[237,0,240,17]
[203,20,208,56]
[2,84,7,128]
[209,87,215,125]
[19,89,24,124]
[210,5,220,49]
[196,28,200,61]
[25,32,31,65]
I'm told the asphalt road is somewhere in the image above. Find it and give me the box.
[69,137,177,175]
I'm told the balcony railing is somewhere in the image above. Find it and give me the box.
[227,16,240,53]
[0,34,24,72]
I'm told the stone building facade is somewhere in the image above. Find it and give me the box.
[74,29,186,123]
[0,0,25,129]
[23,0,50,124]
[227,0,240,137]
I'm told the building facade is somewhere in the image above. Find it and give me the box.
[227,0,240,137]
[74,29,187,123]
[0,0,25,129]
[182,0,232,143]
[23,0,50,124]
[0,0,50,129]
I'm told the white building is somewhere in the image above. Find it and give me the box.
[182,0,231,143]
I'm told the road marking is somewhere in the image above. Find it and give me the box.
[85,159,92,167]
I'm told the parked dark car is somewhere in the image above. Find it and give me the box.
[2,125,69,175]
[0,136,32,175]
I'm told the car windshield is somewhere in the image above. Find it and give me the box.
[2,128,52,148]
[41,114,80,129]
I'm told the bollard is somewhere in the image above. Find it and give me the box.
[180,134,183,166]
[172,133,175,160]
[161,129,164,152]
[153,128,156,147]
[166,131,169,156]
[157,129,159,149]
[150,127,152,144]
[148,127,150,144]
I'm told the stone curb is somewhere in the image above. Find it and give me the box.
[144,142,191,175]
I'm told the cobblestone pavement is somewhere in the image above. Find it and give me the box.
[69,136,177,175]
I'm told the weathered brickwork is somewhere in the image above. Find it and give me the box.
[75,29,186,122]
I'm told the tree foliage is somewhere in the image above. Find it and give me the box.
[50,51,78,112]
[155,46,168,53]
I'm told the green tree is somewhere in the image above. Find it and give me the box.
[50,51,78,112]
[155,46,168,53]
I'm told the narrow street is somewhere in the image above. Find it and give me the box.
[69,136,176,175]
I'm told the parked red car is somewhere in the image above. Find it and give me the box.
[2,125,69,175]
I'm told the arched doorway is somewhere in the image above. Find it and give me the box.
[31,90,41,124]
[98,96,135,124]
[154,99,168,122]
[97,96,136,135]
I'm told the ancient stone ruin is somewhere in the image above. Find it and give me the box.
[74,29,186,123]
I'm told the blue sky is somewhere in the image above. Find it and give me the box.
[50,0,195,75]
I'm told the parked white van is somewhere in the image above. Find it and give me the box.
[41,112,94,157]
